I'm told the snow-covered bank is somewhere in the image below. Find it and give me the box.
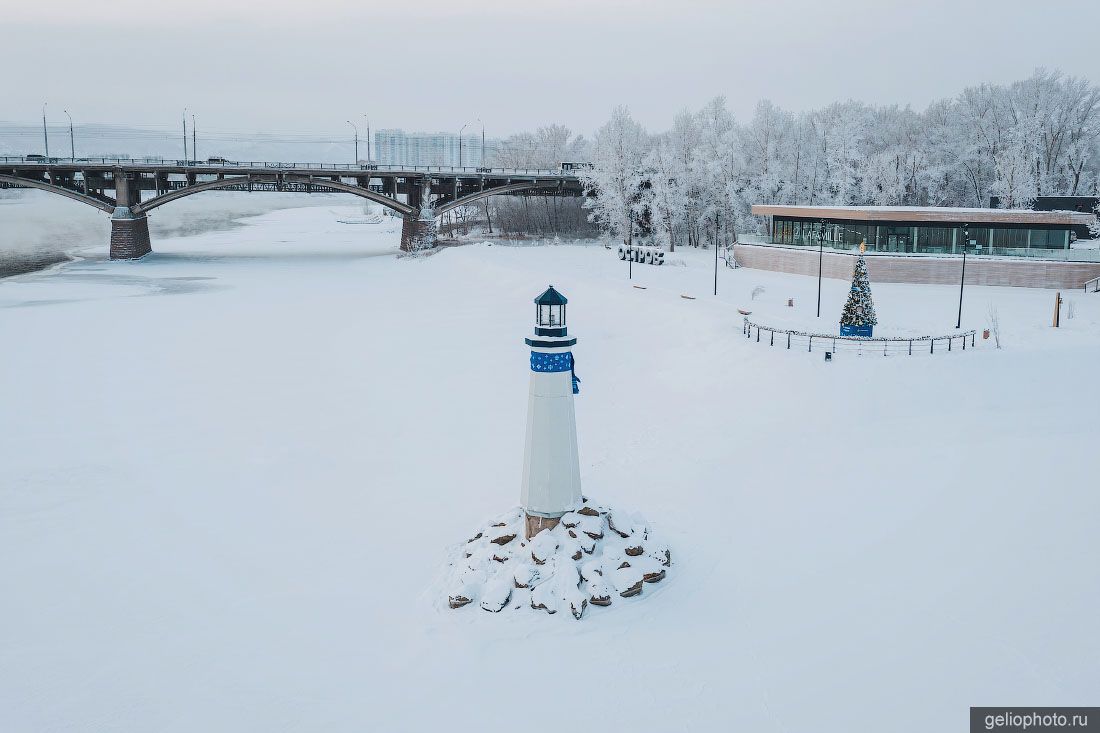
[1,207,1097,732]
[0,190,356,277]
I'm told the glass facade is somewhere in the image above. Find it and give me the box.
[770,216,1072,255]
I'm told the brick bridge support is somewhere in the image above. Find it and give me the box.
[400,214,437,251]
[109,169,152,260]
[399,176,437,252]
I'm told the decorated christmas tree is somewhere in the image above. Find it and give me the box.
[839,247,877,337]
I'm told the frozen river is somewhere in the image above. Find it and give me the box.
[1,205,1098,732]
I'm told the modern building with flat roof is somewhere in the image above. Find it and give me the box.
[751,205,1096,256]
[737,205,1100,289]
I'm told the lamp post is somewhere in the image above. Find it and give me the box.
[477,118,485,167]
[41,103,49,158]
[182,108,188,161]
[458,123,469,168]
[346,120,359,163]
[362,115,371,163]
[628,210,633,280]
[956,223,969,329]
[63,109,74,159]
[816,218,826,317]
[713,211,720,296]
[192,113,197,162]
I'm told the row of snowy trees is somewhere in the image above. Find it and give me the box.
[478,125,598,239]
[578,69,1100,249]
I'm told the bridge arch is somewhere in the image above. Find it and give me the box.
[434,180,560,216]
[0,173,115,213]
[134,174,417,216]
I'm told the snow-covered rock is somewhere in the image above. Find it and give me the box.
[442,501,672,619]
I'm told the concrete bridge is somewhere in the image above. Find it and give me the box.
[0,157,585,259]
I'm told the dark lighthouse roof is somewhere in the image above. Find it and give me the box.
[534,285,567,306]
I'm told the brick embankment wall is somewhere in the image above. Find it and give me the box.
[733,243,1100,289]
[110,216,152,260]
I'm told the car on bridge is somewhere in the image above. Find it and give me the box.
[206,156,231,164]
[559,162,593,173]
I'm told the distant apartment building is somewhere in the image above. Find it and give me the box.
[373,129,492,167]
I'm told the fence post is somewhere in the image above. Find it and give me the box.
[931,339,934,354]
[962,334,966,350]
[972,332,975,347]
[757,327,760,343]
[883,339,887,356]
[948,337,952,351]
[770,330,774,346]
[908,340,912,356]
[808,335,813,353]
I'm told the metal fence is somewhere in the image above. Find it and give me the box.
[1085,276,1100,293]
[743,318,978,356]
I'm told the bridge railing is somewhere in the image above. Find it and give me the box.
[0,156,569,176]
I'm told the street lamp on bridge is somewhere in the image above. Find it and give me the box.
[477,118,485,167]
[182,108,189,161]
[347,120,359,164]
[458,123,469,168]
[41,103,50,158]
[362,115,371,164]
[63,109,74,159]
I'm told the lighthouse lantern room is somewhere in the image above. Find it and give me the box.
[535,286,568,336]
[521,285,582,539]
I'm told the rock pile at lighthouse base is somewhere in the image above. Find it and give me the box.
[444,499,671,620]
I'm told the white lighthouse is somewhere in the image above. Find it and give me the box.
[520,285,582,539]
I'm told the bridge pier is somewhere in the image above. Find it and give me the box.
[110,208,152,260]
[400,213,437,252]
[109,168,151,260]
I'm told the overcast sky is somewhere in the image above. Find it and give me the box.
[5,0,1098,138]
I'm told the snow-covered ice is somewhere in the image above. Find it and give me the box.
[1,204,1098,731]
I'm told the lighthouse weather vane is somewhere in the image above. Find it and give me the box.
[520,285,582,540]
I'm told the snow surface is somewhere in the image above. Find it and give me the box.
[2,204,1099,731]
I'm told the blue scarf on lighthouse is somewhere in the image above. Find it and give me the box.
[529,351,581,395]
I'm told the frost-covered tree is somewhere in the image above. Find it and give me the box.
[490,124,589,169]
[578,69,1100,244]
[646,139,687,250]
[581,107,651,246]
